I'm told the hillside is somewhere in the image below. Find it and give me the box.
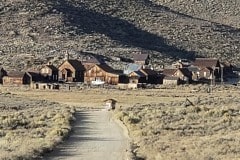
[0,0,240,70]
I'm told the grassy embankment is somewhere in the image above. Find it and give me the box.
[0,92,76,160]
[114,85,240,160]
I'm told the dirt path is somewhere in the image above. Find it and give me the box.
[43,110,130,160]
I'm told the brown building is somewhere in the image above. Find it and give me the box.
[40,65,59,82]
[58,60,85,82]
[133,54,150,65]
[0,67,7,84]
[192,58,221,80]
[128,71,146,84]
[3,71,32,86]
[163,68,191,84]
[163,76,180,85]
[84,64,120,85]
[140,69,159,84]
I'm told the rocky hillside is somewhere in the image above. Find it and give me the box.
[0,0,240,70]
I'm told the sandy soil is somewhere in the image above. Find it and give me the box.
[42,110,130,160]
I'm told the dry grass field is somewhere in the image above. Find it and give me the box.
[0,92,76,160]
[1,85,240,159]
[114,86,240,160]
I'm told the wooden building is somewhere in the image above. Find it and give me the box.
[2,71,32,86]
[133,54,150,65]
[58,59,85,82]
[163,68,191,84]
[140,69,159,84]
[163,76,180,85]
[192,58,221,80]
[84,64,120,85]
[0,67,7,84]
[128,71,146,84]
[40,65,58,82]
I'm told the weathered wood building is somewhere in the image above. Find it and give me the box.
[58,60,85,82]
[84,64,120,85]
[133,54,150,65]
[2,71,32,86]
[192,58,221,80]
[163,68,191,84]
[40,65,58,82]
[163,76,180,85]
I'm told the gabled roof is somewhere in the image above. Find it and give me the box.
[97,64,119,74]
[84,57,105,64]
[66,59,85,71]
[193,58,219,68]
[45,65,58,71]
[6,71,26,78]
[124,63,142,74]
[164,76,179,80]
[140,69,157,76]
[129,70,146,77]
[179,68,192,77]
[188,66,200,72]
[83,64,95,71]
[133,54,149,61]
[27,71,44,81]
[162,69,177,76]
[104,98,117,103]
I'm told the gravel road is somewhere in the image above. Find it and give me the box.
[43,110,130,160]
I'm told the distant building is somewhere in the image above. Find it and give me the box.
[162,68,191,84]
[40,65,59,82]
[163,76,180,85]
[133,54,150,66]
[3,71,32,86]
[192,58,221,80]
[58,59,85,82]
[124,63,143,75]
[84,64,121,85]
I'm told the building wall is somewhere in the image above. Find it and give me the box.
[40,67,53,76]
[199,68,211,79]
[58,61,84,82]
[40,67,58,82]
[163,79,179,85]
[84,65,119,85]
[3,74,31,86]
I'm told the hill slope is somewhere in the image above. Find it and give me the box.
[0,0,240,70]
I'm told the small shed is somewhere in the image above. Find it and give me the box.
[104,99,117,110]
[163,76,180,85]
[2,71,32,86]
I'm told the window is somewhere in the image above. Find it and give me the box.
[204,72,206,77]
